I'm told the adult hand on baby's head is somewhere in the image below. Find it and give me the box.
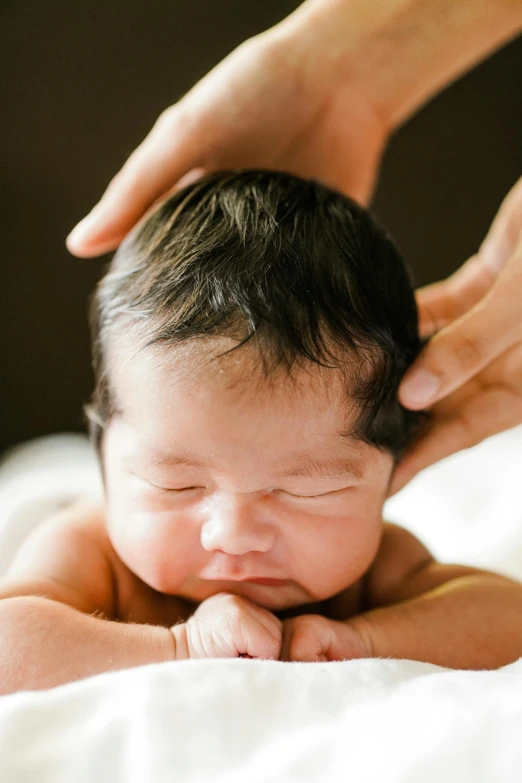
[171,592,282,660]
[66,14,386,258]
[65,0,522,260]
[280,614,370,662]
[393,175,522,493]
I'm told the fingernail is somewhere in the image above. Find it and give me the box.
[401,369,440,406]
[66,209,103,248]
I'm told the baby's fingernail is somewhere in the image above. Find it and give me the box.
[401,369,440,406]
[66,208,104,249]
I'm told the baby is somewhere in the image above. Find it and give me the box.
[1,171,522,693]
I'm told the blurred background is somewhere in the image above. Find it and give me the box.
[1,1,521,453]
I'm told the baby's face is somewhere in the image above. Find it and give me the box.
[102,338,394,611]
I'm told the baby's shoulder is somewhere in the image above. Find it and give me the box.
[0,497,116,616]
[362,522,434,608]
[377,522,433,565]
[52,500,189,627]
[2,497,189,627]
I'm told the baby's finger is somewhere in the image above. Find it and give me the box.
[282,616,369,662]
[280,615,330,662]
[239,603,283,659]
[200,593,282,659]
[236,598,283,657]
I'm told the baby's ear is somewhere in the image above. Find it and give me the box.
[83,403,106,457]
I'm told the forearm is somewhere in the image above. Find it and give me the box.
[0,597,176,694]
[280,0,522,131]
[348,575,522,669]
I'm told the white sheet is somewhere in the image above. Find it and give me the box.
[0,429,522,782]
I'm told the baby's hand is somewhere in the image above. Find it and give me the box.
[170,592,283,660]
[280,614,370,662]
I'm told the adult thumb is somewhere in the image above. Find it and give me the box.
[399,290,520,409]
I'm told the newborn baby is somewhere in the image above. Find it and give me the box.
[1,171,521,693]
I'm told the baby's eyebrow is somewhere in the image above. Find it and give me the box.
[132,450,364,481]
[125,451,206,469]
[140,452,205,470]
[274,455,364,481]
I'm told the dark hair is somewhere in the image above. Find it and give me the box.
[87,170,425,459]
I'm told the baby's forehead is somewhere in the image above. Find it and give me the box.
[104,331,398,486]
[113,328,351,393]
[109,331,363,435]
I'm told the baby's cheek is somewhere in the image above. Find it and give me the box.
[107,509,193,594]
[302,511,382,596]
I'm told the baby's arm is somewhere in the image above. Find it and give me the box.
[353,523,522,668]
[282,524,522,668]
[0,502,178,694]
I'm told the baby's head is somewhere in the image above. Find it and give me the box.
[88,170,423,611]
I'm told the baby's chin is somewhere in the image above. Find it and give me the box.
[177,578,318,613]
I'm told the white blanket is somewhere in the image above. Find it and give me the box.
[1,430,522,782]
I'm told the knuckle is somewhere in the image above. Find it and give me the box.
[219,593,246,620]
[197,592,244,622]
[185,618,208,658]
[155,105,178,130]
[263,631,282,658]
[288,615,325,660]
[300,614,329,633]
[213,591,242,608]
[454,415,481,452]
[348,617,375,658]
[268,619,283,646]
[449,331,485,372]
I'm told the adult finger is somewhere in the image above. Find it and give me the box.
[415,254,496,338]
[390,416,479,495]
[400,245,522,411]
[415,175,522,339]
[391,360,522,494]
[66,107,204,257]
[479,175,522,274]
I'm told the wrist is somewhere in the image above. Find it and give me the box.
[275,0,522,134]
[274,0,417,135]
[342,614,375,658]
[170,622,190,660]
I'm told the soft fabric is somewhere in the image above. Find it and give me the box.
[0,429,521,782]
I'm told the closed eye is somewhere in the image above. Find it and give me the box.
[291,493,328,499]
[148,482,202,493]
[167,486,199,492]
[281,488,350,500]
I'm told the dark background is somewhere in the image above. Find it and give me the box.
[2,1,521,453]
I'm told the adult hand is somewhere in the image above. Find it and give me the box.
[66,0,522,258]
[393,175,522,493]
[66,12,386,257]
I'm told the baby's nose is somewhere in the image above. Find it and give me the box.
[200,494,275,555]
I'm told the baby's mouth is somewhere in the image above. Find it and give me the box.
[199,566,289,586]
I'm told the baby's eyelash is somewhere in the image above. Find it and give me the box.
[166,486,200,493]
[287,491,330,500]
[285,487,352,500]
[149,483,200,493]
